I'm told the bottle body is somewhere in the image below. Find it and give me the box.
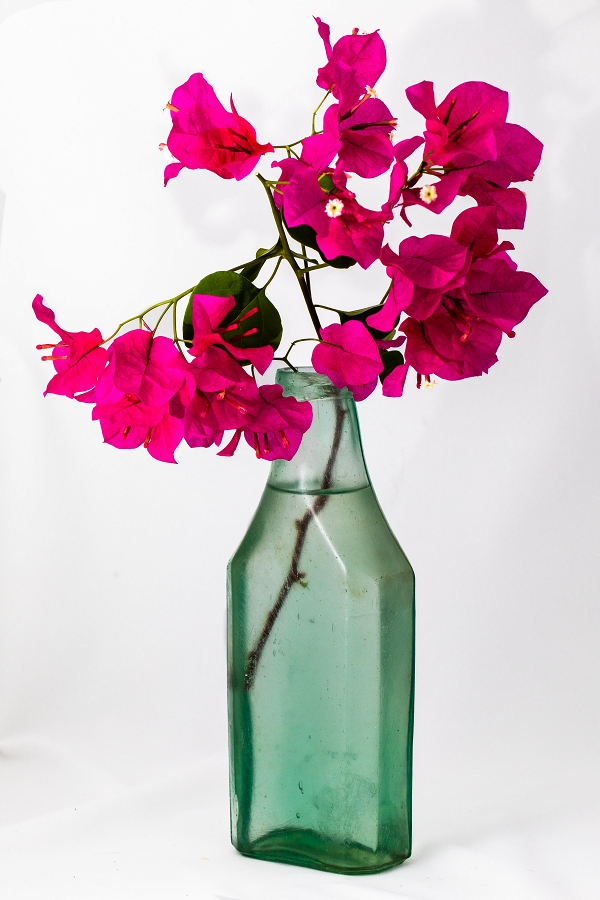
[227,370,415,874]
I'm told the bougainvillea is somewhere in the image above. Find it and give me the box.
[34,17,547,463]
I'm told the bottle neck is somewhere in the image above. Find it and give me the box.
[267,368,370,494]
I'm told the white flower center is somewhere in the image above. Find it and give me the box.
[419,184,438,205]
[366,85,378,98]
[325,198,344,218]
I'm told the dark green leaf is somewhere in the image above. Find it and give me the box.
[239,239,282,282]
[182,270,260,346]
[339,305,397,340]
[379,349,405,384]
[182,270,281,355]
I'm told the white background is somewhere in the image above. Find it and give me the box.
[0,0,599,897]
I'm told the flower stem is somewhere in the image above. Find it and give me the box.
[256,174,323,336]
[273,355,298,372]
[282,336,319,358]
[314,303,344,314]
[260,255,283,290]
[271,138,306,150]
[242,400,347,691]
[311,89,332,135]
[101,287,195,344]
[229,256,274,273]
[152,302,172,334]
[302,263,330,273]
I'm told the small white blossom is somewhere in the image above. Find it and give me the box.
[325,198,344,218]
[419,184,438,205]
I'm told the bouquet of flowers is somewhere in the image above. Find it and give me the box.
[34,17,547,464]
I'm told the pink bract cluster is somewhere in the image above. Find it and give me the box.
[34,17,547,463]
[34,294,311,464]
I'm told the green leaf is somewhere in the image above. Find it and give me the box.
[283,219,357,270]
[239,239,282,282]
[182,270,260,346]
[339,305,396,340]
[379,349,405,384]
[182,270,282,355]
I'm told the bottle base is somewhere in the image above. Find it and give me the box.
[235,827,411,875]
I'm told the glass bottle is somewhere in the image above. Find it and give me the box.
[227,368,415,874]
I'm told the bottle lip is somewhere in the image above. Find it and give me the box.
[276,367,351,401]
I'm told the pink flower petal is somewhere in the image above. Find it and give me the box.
[473,123,543,187]
[464,257,548,332]
[461,177,527,230]
[450,206,499,258]
[367,268,413,331]
[390,235,468,289]
[382,362,409,397]
[317,29,386,97]
[312,321,383,394]
[33,294,108,399]
[165,73,273,183]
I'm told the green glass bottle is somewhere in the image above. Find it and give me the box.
[227,368,415,875]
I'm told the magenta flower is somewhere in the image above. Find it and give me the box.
[33,295,108,399]
[398,207,548,382]
[448,205,547,333]
[218,384,313,461]
[276,162,388,269]
[397,80,542,227]
[323,94,396,178]
[406,80,509,169]
[110,329,187,407]
[189,293,274,374]
[367,235,469,329]
[312,320,383,400]
[183,347,261,449]
[95,395,186,464]
[314,19,386,98]
[91,331,189,463]
[397,170,469,220]
[401,310,503,381]
[299,133,342,174]
[466,122,543,187]
[183,379,260,450]
[163,73,273,185]
[459,256,547,334]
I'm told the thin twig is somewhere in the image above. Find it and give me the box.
[243,401,347,690]
[256,174,323,336]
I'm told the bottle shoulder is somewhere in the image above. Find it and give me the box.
[229,485,412,578]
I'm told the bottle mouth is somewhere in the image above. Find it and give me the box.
[276,367,351,402]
